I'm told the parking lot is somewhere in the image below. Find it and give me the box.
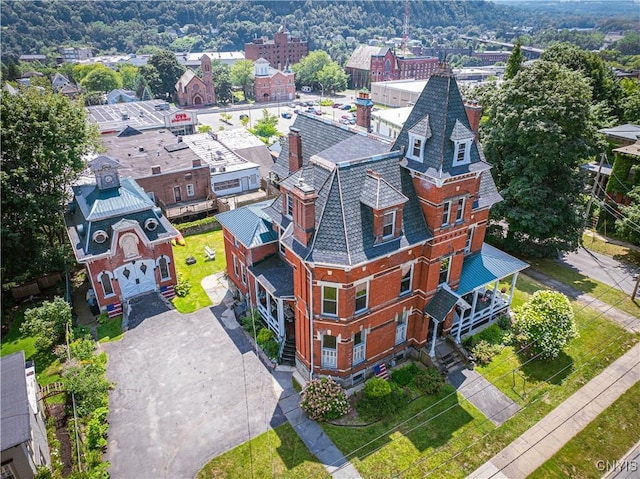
[197,92,357,135]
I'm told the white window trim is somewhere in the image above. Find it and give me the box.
[321,284,338,317]
[321,334,338,368]
[240,264,247,285]
[353,331,366,365]
[354,281,369,314]
[400,264,413,296]
[456,197,465,223]
[396,309,408,344]
[186,183,195,197]
[232,254,239,277]
[382,210,396,240]
[286,194,294,218]
[452,139,473,166]
[465,226,475,254]
[439,256,451,285]
[407,133,425,162]
[442,200,452,227]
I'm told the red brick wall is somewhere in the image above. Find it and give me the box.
[136,165,211,207]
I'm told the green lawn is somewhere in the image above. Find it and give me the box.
[317,274,638,478]
[171,229,227,313]
[582,232,640,266]
[97,316,123,343]
[529,381,640,479]
[527,257,640,319]
[196,422,326,479]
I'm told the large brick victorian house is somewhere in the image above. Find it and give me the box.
[65,156,180,316]
[217,65,527,386]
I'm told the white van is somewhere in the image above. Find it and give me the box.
[301,86,312,93]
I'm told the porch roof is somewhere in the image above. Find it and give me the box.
[249,255,294,298]
[424,287,459,322]
[457,243,529,296]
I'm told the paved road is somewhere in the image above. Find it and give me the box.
[103,298,285,479]
[557,246,638,296]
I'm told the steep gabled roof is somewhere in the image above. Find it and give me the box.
[360,171,408,209]
[216,200,278,248]
[392,68,491,180]
[346,45,389,71]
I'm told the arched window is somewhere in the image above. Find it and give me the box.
[158,256,170,280]
[119,233,140,259]
[98,271,114,297]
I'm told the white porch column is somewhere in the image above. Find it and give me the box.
[429,318,440,358]
[508,273,518,306]
[277,298,285,341]
[455,311,463,343]
[489,279,499,316]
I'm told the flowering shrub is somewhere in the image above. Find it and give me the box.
[300,377,350,421]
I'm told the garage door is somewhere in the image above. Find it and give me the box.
[114,260,156,299]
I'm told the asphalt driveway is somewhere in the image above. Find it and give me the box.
[103,298,285,479]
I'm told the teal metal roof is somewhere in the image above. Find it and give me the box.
[74,177,155,221]
[216,200,278,248]
[457,244,529,295]
[424,287,459,322]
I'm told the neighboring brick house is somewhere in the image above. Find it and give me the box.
[175,54,216,107]
[100,126,215,220]
[253,58,296,103]
[1,351,50,479]
[217,65,527,387]
[346,45,439,89]
[245,25,308,71]
[65,156,180,316]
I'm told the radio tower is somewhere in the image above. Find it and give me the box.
[401,0,410,53]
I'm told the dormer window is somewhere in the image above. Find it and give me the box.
[286,194,293,217]
[383,211,395,239]
[410,135,424,160]
[452,139,472,166]
[406,115,431,163]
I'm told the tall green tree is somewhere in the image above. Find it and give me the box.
[1,88,100,284]
[118,63,139,90]
[146,49,185,100]
[484,61,599,258]
[292,50,332,88]
[20,297,72,355]
[230,59,254,100]
[505,38,523,80]
[541,42,622,122]
[316,62,348,94]
[82,64,122,92]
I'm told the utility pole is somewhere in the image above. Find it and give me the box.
[632,273,640,300]
[585,152,607,227]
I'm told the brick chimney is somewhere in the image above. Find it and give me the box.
[288,127,303,174]
[464,100,483,141]
[291,177,317,247]
[151,165,161,175]
[355,89,373,131]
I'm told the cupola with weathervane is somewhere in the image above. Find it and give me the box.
[89,155,121,190]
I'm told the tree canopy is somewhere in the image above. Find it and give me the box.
[505,38,523,80]
[513,290,578,360]
[1,87,100,284]
[82,63,122,92]
[230,59,255,100]
[316,62,349,94]
[484,61,599,258]
[292,51,332,89]
[145,50,185,100]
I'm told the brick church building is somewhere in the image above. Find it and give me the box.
[176,54,216,107]
[65,156,180,317]
[216,64,527,387]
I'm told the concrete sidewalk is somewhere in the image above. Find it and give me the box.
[273,371,362,479]
[524,269,640,334]
[467,342,640,479]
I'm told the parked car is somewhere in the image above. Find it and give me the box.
[293,109,301,114]
[306,106,315,113]
[239,114,248,120]
[340,104,352,110]
[281,112,292,119]
[333,103,342,108]
[314,110,322,116]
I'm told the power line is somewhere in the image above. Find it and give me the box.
[312,268,639,479]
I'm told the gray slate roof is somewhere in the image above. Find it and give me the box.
[360,172,409,210]
[424,287,459,322]
[272,114,355,180]
[346,45,390,71]
[392,68,492,180]
[74,177,155,221]
[1,351,30,451]
[250,255,294,298]
[216,200,278,248]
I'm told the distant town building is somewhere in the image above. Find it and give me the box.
[58,46,92,62]
[180,51,245,68]
[106,89,140,104]
[19,54,47,63]
[245,25,308,70]
[345,45,439,89]
[1,351,51,479]
[175,54,216,107]
[253,58,296,103]
[86,100,197,136]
